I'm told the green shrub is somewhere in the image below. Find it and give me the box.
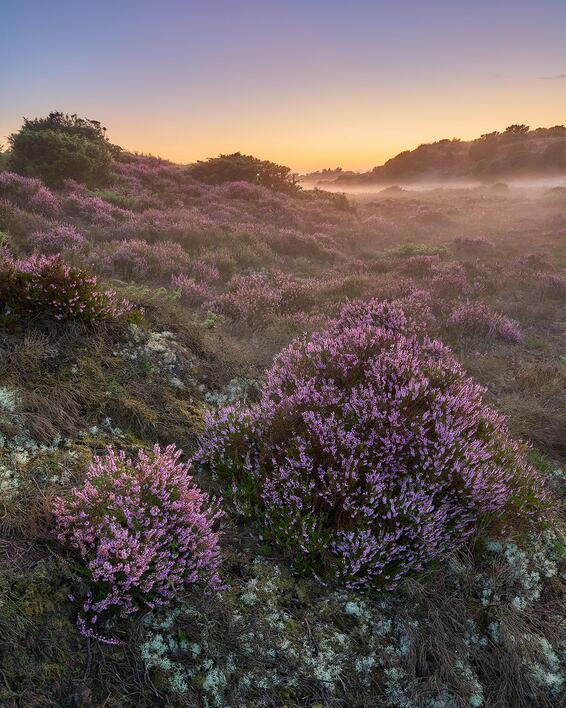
[385,242,449,259]
[186,152,299,194]
[8,112,115,187]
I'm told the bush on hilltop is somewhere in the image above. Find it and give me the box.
[9,112,115,187]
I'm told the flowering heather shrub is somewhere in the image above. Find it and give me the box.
[62,184,133,224]
[212,272,286,322]
[111,154,190,201]
[198,310,546,589]
[399,254,442,276]
[171,273,211,306]
[267,227,340,260]
[29,224,86,254]
[96,238,193,280]
[212,269,326,324]
[331,298,411,334]
[447,301,523,343]
[188,259,221,282]
[0,171,61,216]
[431,262,473,297]
[331,293,435,337]
[0,253,133,327]
[54,444,223,642]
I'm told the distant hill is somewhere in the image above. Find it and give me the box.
[299,167,358,185]
[327,125,566,187]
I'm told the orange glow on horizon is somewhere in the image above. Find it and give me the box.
[99,80,566,173]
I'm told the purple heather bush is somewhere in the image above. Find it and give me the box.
[0,170,61,216]
[54,444,223,643]
[95,238,193,279]
[447,300,523,343]
[431,262,474,297]
[29,224,87,254]
[198,305,546,589]
[171,273,211,306]
[332,293,436,337]
[211,270,312,323]
[0,252,133,327]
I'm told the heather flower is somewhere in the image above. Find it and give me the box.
[330,294,435,337]
[98,238,193,279]
[54,444,223,643]
[29,224,86,254]
[0,252,134,327]
[171,273,210,306]
[0,171,61,216]
[212,270,317,323]
[198,305,546,589]
[431,262,473,297]
[62,184,132,224]
[447,300,523,343]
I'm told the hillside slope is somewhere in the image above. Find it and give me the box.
[328,125,566,186]
[0,129,565,706]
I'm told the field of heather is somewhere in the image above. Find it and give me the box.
[0,143,565,707]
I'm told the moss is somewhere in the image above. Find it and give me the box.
[0,557,83,703]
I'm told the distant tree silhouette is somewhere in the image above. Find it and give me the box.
[469,132,499,161]
[505,124,530,134]
[186,152,300,193]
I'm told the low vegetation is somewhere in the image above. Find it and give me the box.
[0,113,564,706]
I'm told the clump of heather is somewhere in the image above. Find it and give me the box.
[171,273,211,306]
[198,306,546,589]
[54,444,223,643]
[0,253,133,327]
[212,270,318,323]
[447,300,523,343]
[0,171,61,216]
[62,183,132,224]
[331,297,409,334]
[29,224,86,254]
[332,293,435,337]
[399,254,442,276]
[431,262,473,297]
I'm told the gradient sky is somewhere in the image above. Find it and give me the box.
[2,0,566,171]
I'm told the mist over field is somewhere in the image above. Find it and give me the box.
[1,1,566,706]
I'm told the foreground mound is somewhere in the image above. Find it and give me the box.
[199,306,547,588]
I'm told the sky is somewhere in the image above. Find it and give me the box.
[1,0,566,172]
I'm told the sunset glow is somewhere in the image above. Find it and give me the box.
[2,0,566,171]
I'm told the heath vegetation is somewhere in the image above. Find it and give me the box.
[0,113,564,707]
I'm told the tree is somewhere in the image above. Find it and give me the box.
[186,152,300,193]
[469,132,499,161]
[8,112,115,187]
[504,124,530,135]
